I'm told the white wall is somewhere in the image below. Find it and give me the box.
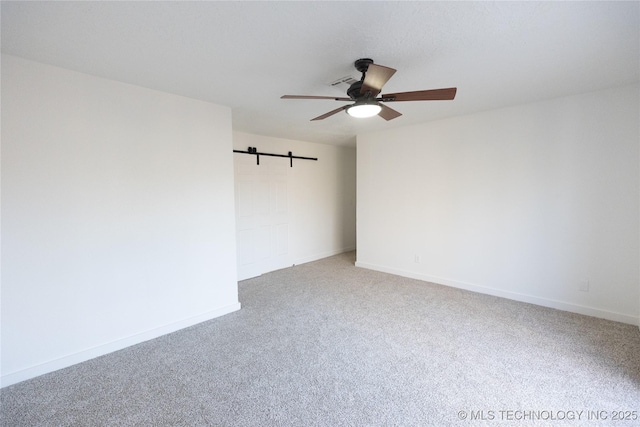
[357,84,640,325]
[1,55,240,386]
[233,132,356,279]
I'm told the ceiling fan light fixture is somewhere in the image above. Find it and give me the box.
[281,58,456,121]
[346,102,382,118]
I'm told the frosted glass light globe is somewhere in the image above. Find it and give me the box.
[346,103,382,118]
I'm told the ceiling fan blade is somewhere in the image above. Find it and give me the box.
[281,95,352,101]
[381,87,457,102]
[311,106,348,121]
[378,104,402,121]
[360,64,397,96]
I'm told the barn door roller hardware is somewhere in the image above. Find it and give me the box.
[233,146,318,167]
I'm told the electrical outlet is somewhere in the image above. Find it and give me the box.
[414,254,421,263]
[578,280,590,292]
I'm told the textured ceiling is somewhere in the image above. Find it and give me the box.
[2,1,639,147]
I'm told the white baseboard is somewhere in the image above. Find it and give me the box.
[355,261,639,326]
[1,302,241,388]
[293,246,356,266]
[238,247,357,282]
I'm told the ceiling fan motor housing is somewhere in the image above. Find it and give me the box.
[347,81,364,100]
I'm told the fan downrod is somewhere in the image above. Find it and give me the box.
[348,58,376,99]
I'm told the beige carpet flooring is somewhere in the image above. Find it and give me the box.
[2,252,639,426]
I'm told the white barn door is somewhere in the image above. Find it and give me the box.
[234,153,291,280]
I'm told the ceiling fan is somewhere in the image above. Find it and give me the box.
[281,58,457,121]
